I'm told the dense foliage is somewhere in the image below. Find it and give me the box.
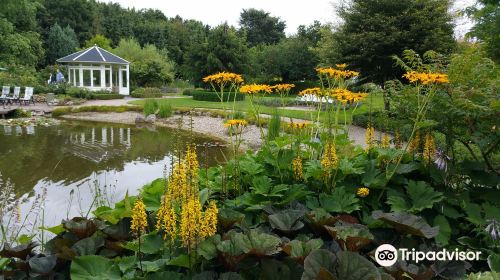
[332,0,455,83]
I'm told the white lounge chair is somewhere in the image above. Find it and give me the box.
[0,86,12,106]
[7,86,20,104]
[20,87,35,105]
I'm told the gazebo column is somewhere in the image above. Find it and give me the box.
[100,65,105,91]
[126,64,130,92]
[79,66,83,87]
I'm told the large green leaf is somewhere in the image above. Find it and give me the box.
[301,249,336,280]
[70,255,121,280]
[218,208,245,230]
[319,187,360,213]
[268,209,305,233]
[488,253,500,272]
[232,230,282,257]
[145,271,183,280]
[387,181,443,213]
[324,223,373,251]
[372,211,439,238]
[433,215,451,246]
[71,234,105,256]
[335,251,382,280]
[28,255,57,276]
[282,238,323,263]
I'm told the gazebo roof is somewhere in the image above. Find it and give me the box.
[57,45,129,65]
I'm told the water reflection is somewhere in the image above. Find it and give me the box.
[0,121,227,226]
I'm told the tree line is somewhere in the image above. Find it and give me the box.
[0,0,497,88]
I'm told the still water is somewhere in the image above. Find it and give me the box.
[0,120,227,226]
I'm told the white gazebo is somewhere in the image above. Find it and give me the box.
[57,45,130,95]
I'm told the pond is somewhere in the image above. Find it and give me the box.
[0,120,227,227]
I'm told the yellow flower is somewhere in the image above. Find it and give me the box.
[335,63,347,69]
[316,67,359,79]
[180,197,202,249]
[408,131,421,153]
[224,119,248,128]
[240,84,273,95]
[185,144,199,189]
[203,72,244,85]
[156,194,177,243]
[271,84,295,92]
[357,187,370,197]
[298,87,321,96]
[380,134,391,148]
[200,200,218,239]
[292,156,304,181]
[168,161,189,202]
[365,126,375,151]
[288,122,310,130]
[131,198,148,237]
[321,142,338,170]
[423,133,436,164]
[403,71,449,85]
[394,130,403,149]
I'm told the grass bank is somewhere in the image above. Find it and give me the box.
[129,94,384,122]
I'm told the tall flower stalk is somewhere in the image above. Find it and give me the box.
[386,71,449,180]
[239,84,272,139]
[203,72,243,116]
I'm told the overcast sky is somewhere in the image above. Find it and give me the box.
[99,0,475,37]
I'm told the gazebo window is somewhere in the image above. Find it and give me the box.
[93,70,101,87]
[83,70,91,87]
[74,69,80,86]
[105,70,111,87]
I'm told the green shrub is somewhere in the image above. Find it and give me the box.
[52,105,141,117]
[158,102,173,118]
[91,94,125,100]
[188,90,245,102]
[255,97,295,107]
[267,110,281,141]
[131,87,165,98]
[143,99,159,116]
[13,108,32,118]
[67,87,91,99]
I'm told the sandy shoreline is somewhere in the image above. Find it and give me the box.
[61,111,265,150]
[61,111,390,149]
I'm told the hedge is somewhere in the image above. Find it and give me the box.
[131,87,165,98]
[183,89,245,102]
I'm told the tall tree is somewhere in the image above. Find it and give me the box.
[183,24,248,85]
[0,0,44,67]
[84,34,112,50]
[249,38,318,82]
[37,0,99,44]
[239,9,286,46]
[113,38,175,87]
[297,21,323,47]
[334,0,455,83]
[45,23,78,64]
[466,0,500,61]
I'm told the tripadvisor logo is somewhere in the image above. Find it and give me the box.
[374,244,482,267]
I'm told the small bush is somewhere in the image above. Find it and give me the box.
[143,99,159,116]
[267,110,281,141]
[13,108,32,118]
[158,102,173,118]
[52,105,142,117]
[132,87,165,98]
[255,97,295,107]
[67,87,91,99]
[91,94,125,100]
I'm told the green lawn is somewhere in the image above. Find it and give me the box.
[129,94,384,122]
